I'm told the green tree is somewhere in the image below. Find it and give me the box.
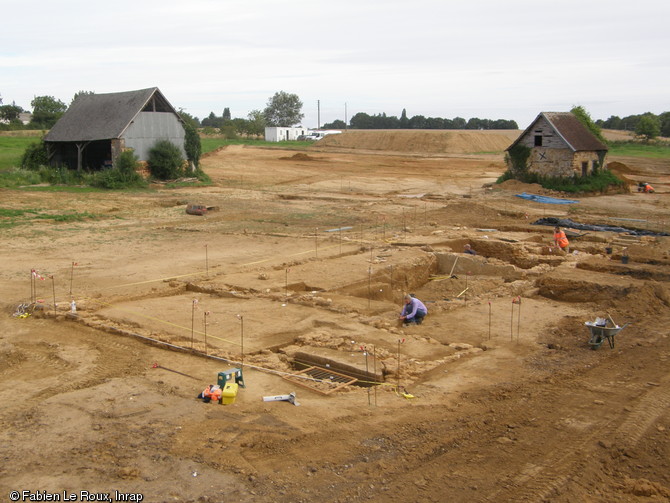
[232,117,249,135]
[222,107,231,121]
[246,109,266,137]
[322,119,346,129]
[0,103,23,122]
[350,112,373,129]
[635,114,661,142]
[30,95,67,128]
[399,108,409,128]
[571,105,606,143]
[659,112,670,137]
[263,91,304,127]
[180,111,202,169]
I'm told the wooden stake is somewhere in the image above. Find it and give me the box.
[285,268,289,298]
[372,344,377,406]
[239,314,244,368]
[510,299,514,341]
[488,301,492,340]
[517,297,521,342]
[51,275,56,316]
[203,311,209,355]
[69,261,75,295]
[367,266,372,308]
[191,299,197,349]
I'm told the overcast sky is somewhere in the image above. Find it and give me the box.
[2,0,669,129]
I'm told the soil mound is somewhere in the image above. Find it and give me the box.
[317,129,520,154]
[280,153,316,161]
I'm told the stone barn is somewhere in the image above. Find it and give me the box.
[44,87,186,171]
[506,112,608,177]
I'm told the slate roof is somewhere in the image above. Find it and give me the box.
[44,87,180,142]
[509,112,608,152]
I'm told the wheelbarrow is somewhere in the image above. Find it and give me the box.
[585,317,629,349]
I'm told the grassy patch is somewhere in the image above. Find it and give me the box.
[608,141,670,158]
[200,138,313,154]
[0,207,101,228]
[0,136,42,170]
[16,185,103,193]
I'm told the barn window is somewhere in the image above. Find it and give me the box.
[581,161,588,177]
[534,135,543,146]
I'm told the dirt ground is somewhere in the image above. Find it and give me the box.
[1,130,670,503]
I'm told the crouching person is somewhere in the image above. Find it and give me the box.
[197,384,222,403]
[399,294,428,325]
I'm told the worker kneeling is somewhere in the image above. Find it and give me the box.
[197,384,222,403]
[399,294,428,325]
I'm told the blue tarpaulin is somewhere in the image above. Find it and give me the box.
[532,217,669,237]
[515,192,579,204]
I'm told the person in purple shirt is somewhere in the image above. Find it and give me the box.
[399,294,428,325]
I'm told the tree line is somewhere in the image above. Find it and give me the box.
[2,89,668,140]
[596,112,670,140]
[325,109,518,130]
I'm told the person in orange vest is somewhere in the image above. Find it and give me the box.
[197,384,222,403]
[644,183,655,193]
[553,226,570,254]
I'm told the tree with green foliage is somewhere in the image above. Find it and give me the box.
[0,103,23,122]
[220,124,238,139]
[147,140,185,180]
[223,108,231,121]
[263,91,304,127]
[635,114,661,142]
[322,119,346,129]
[400,108,409,128]
[246,109,266,137]
[29,95,67,129]
[180,112,202,169]
[570,105,606,143]
[660,112,670,138]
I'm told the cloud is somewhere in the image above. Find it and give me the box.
[2,0,669,127]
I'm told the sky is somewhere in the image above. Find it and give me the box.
[2,0,669,129]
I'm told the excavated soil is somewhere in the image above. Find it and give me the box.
[1,129,670,503]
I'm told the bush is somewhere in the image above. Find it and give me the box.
[147,140,185,180]
[496,169,626,194]
[37,165,90,185]
[0,168,42,188]
[21,141,49,171]
[220,124,238,140]
[91,150,147,189]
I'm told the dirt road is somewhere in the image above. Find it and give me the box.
[1,131,669,502]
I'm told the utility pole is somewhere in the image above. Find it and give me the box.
[317,100,320,129]
[345,102,347,130]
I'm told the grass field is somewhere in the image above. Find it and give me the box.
[607,141,670,158]
[0,136,41,170]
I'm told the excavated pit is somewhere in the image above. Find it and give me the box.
[66,231,669,388]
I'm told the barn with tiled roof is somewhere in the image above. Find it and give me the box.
[507,112,608,177]
[44,87,185,171]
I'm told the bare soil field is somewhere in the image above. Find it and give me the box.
[1,130,670,503]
